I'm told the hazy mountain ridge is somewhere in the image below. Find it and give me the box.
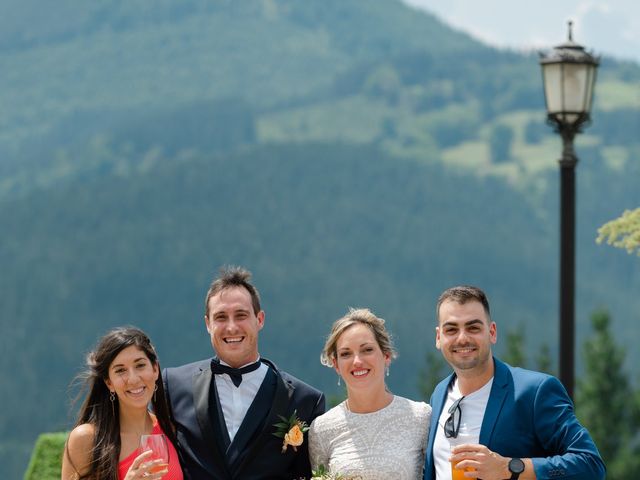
[0,0,476,151]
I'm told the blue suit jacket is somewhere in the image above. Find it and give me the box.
[424,358,605,480]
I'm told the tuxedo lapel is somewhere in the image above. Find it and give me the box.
[479,357,509,446]
[232,360,294,475]
[192,366,230,477]
[226,368,277,466]
[210,376,232,450]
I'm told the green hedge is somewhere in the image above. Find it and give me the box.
[24,432,66,480]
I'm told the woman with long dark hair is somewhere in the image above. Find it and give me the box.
[61,326,183,480]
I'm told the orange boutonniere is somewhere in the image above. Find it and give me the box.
[273,410,309,453]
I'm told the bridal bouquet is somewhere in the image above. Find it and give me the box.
[311,465,362,480]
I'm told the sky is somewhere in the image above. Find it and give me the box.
[403,0,640,64]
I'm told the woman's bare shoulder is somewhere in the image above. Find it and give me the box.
[63,423,96,478]
[68,423,96,446]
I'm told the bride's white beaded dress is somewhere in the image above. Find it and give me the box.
[308,395,432,480]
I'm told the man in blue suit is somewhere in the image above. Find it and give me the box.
[164,266,325,479]
[424,285,605,480]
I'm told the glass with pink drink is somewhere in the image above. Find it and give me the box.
[140,434,169,476]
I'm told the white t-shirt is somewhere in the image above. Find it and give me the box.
[433,377,493,480]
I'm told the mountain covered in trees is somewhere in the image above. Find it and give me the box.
[2,1,639,477]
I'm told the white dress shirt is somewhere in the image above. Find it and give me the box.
[214,359,269,441]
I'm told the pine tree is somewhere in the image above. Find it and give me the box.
[502,325,526,367]
[535,343,554,375]
[576,309,640,478]
[418,349,448,401]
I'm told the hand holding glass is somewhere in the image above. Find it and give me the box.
[445,398,476,480]
[140,434,169,476]
[449,431,476,480]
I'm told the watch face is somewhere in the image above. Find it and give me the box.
[509,458,525,474]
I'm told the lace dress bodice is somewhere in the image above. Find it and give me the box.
[308,395,431,480]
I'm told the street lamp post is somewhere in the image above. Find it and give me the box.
[539,21,599,400]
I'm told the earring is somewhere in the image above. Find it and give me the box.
[154,384,158,402]
[385,365,390,377]
[109,390,115,415]
[337,375,341,387]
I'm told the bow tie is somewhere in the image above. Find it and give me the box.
[210,359,262,387]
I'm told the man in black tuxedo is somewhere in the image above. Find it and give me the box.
[164,266,325,479]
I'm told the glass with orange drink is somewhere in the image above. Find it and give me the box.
[448,427,475,480]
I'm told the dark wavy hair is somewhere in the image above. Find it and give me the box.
[66,326,177,480]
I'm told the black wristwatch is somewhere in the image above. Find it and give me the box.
[508,458,525,480]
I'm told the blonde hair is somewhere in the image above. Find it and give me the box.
[320,307,397,367]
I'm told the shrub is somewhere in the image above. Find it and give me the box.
[23,432,66,480]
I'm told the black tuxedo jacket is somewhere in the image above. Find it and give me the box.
[163,358,325,480]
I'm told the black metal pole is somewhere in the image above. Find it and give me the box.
[559,128,577,400]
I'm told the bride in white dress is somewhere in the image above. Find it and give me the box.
[308,308,432,480]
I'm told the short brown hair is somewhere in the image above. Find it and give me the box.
[436,285,491,323]
[320,307,397,367]
[204,266,261,316]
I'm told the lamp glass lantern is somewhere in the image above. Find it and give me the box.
[539,22,599,130]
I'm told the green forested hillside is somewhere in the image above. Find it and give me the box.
[0,0,479,162]
[1,0,639,477]
[3,141,640,477]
